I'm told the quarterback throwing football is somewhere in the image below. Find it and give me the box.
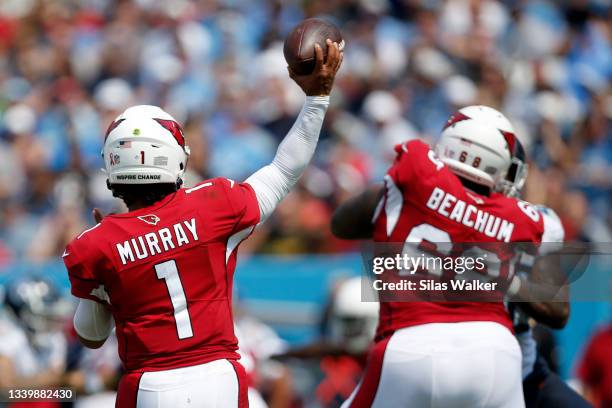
[63,40,342,407]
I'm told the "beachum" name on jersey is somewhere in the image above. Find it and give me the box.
[426,187,514,242]
[115,218,198,265]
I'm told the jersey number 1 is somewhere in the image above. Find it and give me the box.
[154,260,194,339]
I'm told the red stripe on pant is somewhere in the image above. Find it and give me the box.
[116,371,143,408]
[348,336,391,408]
[229,359,249,408]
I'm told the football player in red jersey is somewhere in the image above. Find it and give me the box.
[331,106,569,408]
[62,40,342,408]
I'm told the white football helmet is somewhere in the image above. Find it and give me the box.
[329,277,378,353]
[102,105,190,186]
[435,105,517,191]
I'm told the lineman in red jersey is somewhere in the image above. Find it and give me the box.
[332,106,559,408]
[371,140,542,338]
[63,41,342,407]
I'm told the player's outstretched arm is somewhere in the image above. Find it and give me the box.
[246,39,342,221]
[331,185,383,239]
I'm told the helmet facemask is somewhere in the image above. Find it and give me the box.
[496,137,528,198]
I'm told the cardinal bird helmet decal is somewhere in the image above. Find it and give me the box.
[153,118,186,148]
[104,118,125,142]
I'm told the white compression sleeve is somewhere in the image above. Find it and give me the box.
[73,299,113,342]
[246,96,329,221]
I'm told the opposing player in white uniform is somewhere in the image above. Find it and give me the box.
[235,314,289,408]
[500,143,591,408]
[0,277,71,391]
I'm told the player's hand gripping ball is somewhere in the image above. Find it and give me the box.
[284,18,344,75]
[284,18,344,96]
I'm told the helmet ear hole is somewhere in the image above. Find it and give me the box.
[180,163,184,170]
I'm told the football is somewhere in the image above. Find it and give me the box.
[284,18,344,75]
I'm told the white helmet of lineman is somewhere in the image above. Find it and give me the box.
[435,105,518,192]
[329,277,379,353]
[102,105,190,187]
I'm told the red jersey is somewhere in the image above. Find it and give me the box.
[63,178,260,372]
[373,140,545,339]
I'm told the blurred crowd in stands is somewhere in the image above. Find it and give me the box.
[0,0,610,262]
[0,1,610,406]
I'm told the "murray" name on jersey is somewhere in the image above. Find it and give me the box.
[115,218,198,265]
[426,187,514,242]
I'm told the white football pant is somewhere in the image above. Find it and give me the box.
[116,359,248,408]
[342,322,525,408]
